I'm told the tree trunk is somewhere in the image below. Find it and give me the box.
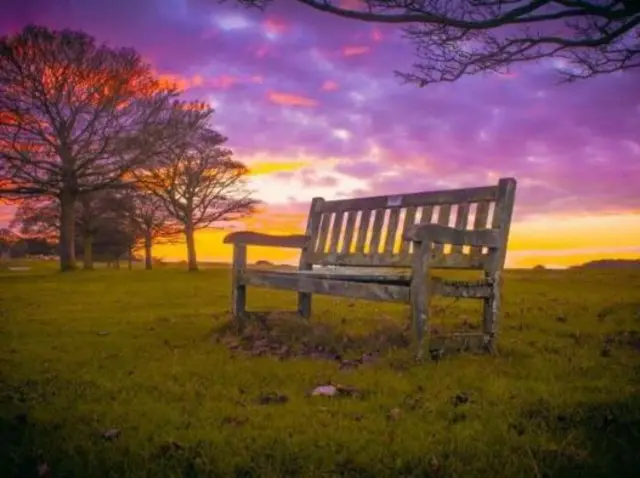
[127,246,133,270]
[185,224,198,272]
[82,235,94,270]
[114,258,120,269]
[59,189,77,272]
[144,234,153,270]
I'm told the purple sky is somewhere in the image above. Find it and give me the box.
[1,0,639,253]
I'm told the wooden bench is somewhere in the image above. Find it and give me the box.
[224,177,517,357]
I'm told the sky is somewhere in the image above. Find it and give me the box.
[1,0,639,268]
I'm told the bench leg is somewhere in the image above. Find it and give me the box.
[483,274,500,354]
[231,245,247,325]
[297,292,312,319]
[232,282,246,319]
[410,241,431,360]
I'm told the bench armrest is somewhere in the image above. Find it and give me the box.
[223,231,309,249]
[404,224,500,248]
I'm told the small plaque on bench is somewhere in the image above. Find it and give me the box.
[387,195,403,207]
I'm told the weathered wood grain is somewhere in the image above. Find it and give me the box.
[231,245,247,320]
[354,209,371,253]
[399,206,417,255]
[242,270,410,303]
[319,185,498,213]
[384,208,401,255]
[369,209,386,254]
[404,224,500,248]
[471,201,491,259]
[298,197,324,319]
[451,202,470,254]
[315,213,332,253]
[341,211,357,254]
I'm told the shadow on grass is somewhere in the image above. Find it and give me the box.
[211,310,489,367]
[512,395,640,478]
[211,311,414,364]
[1,392,639,477]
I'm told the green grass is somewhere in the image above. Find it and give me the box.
[1,262,639,477]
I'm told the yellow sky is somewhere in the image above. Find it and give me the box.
[153,159,640,269]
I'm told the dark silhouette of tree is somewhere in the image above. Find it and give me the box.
[120,185,182,270]
[10,190,134,269]
[0,25,180,271]
[0,228,19,261]
[134,102,259,271]
[233,0,640,85]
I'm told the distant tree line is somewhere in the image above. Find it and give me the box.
[0,25,259,271]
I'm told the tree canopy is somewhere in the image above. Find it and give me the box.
[0,25,180,270]
[234,0,640,85]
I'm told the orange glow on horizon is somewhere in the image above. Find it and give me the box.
[152,211,640,269]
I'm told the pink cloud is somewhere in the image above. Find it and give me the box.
[321,80,339,91]
[263,17,288,36]
[267,91,318,107]
[342,45,370,57]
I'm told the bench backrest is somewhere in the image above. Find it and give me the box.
[300,177,516,272]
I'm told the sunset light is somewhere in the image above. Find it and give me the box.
[0,1,638,270]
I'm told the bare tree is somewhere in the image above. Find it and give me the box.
[0,25,180,271]
[120,185,182,270]
[0,228,19,262]
[134,103,259,271]
[233,0,640,85]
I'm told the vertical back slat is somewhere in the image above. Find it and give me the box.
[315,213,332,254]
[487,178,517,273]
[355,209,371,253]
[471,201,490,259]
[328,211,344,254]
[420,205,434,224]
[451,202,470,254]
[369,209,386,254]
[384,208,401,255]
[300,197,324,269]
[341,211,358,254]
[399,206,417,255]
[433,204,451,255]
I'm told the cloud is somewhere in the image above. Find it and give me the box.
[321,80,339,91]
[266,91,318,107]
[342,45,370,57]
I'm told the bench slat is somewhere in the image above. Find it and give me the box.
[328,211,344,254]
[341,210,358,254]
[315,213,332,253]
[451,202,471,254]
[354,209,371,253]
[319,185,498,213]
[433,204,452,257]
[369,209,386,254]
[240,269,492,300]
[471,201,491,259]
[384,207,401,255]
[399,206,417,255]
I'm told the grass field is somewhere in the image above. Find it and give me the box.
[1,261,639,477]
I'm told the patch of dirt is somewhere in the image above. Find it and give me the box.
[604,330,640,352]
[212,311,408,365]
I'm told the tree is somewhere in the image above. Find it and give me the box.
[0,25,180,271]
[234,0,640,85]
[10,191,134,269]
[134,103,259,271]
[121,185,182,270]
[0,228,19,261]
